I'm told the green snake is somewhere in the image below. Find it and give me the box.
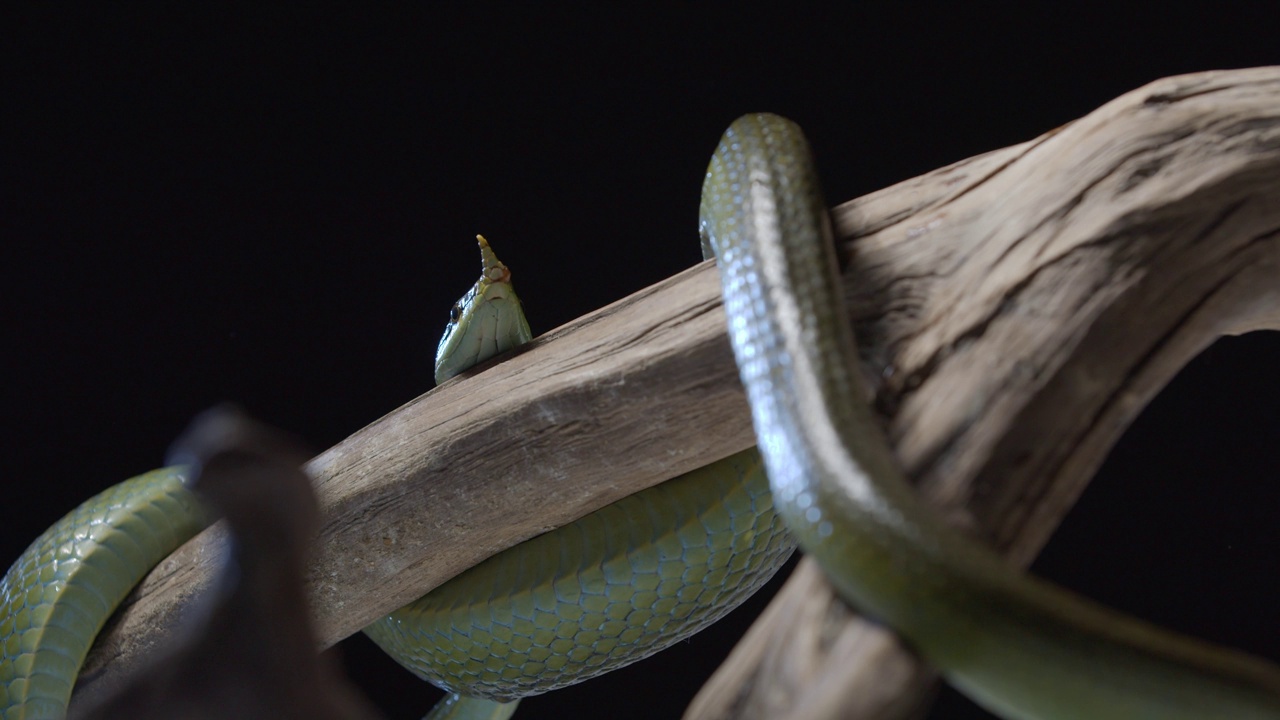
[4,115,1279,720]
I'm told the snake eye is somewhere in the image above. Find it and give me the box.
[449,304,461,322]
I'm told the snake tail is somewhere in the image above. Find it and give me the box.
[0,467,207,720]
[702,112,1280,719]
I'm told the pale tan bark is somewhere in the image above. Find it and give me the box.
[72,67,1280,715]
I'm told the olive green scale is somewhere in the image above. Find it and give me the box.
[0,468,206,719]
[363,448,793,701]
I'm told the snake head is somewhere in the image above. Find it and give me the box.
[434,235,533,385]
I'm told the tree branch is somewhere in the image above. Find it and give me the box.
[73,67,1280,714]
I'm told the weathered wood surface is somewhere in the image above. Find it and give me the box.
[687,67,1280,719]
[72,67,1280,714]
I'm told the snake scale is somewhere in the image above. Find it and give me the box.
[4,113,1279,720]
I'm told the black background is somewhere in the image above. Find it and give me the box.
[5,5,1279,719]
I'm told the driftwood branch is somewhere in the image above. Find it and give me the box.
[72,67,1280,714]
[687,68,1280,719]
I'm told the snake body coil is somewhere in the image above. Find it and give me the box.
[0,469,206,719]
